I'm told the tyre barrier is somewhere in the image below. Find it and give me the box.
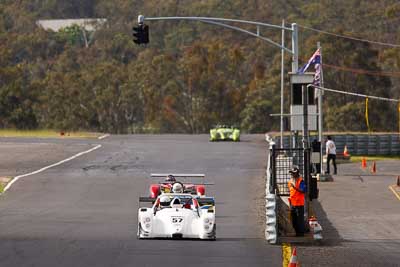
[266,193,277,244]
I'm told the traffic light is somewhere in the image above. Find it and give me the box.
[132,25,142,44]
[142,24,149,44]
[132,24,149,45]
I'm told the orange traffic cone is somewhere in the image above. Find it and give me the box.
[288,247,299,267]
[361,157,367,169]
[371,161,376,174]
[343,145,350,157]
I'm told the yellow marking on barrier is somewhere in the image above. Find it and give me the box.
[389,185,400,201]
[282,243,291,267]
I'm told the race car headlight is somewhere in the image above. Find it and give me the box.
[145,223,151,229]
[144,217,151,223]
[204,225,210,230]
[204,218,210,224]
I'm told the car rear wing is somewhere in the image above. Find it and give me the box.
[139,197,156,204]
[150,173,214,185]
[151,173,205,178]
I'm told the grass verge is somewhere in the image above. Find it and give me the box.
[0,177,11,193]
[0,129,102,138]
[350,155,400,163]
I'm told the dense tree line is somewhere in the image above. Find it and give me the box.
[0,0,399,133]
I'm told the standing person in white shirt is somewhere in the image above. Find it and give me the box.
[326,136,337,174]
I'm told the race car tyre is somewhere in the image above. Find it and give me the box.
[210,224,216,241]
[137,223,141,239]
[137,223,145,239]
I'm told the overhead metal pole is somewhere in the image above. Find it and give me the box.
[291,23,299,72]
[198,19,292,53]
[280,20,285,148]
[141,15,298,55]
[317,42,324,173]
[302,84,310,227]
[143,16,293,31]
[290,23,299,150]
[142,16,294,53]
[302,85,309,150]
[309,84,400,103]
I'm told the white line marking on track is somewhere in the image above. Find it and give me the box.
[389,185,400,201]
[98,134,110,140]
[3,144,102,193]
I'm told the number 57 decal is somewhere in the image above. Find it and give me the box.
[172,217,183,223]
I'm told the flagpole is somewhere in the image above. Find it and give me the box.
[365,98,370,133]
[398,102,400,135]
[280,19,285,148]
[317,42,324,174]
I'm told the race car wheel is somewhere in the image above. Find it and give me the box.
[209,224,216,241]
[137,223,141,239]
[137,223,145,239]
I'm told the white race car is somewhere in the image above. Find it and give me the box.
[137,193,216,240]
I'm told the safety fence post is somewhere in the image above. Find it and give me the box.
[271,144,276,193]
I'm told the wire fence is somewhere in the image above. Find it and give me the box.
[298,24,400,48]
[271,147,304,196]
[275,134,400,156]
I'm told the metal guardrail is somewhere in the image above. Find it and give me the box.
[275,134,400,155]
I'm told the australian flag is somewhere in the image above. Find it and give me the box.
[298,48,322,97]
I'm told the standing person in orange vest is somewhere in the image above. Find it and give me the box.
[288,166,306,237]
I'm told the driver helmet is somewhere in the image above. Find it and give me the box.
[159,195,171,207]
[171,197,182,208]
[172,183,183,193]
[166,174,176,182]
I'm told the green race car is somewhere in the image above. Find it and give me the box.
[209,125,240,142]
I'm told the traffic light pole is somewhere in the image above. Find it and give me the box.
[138,15,299,147]
[142,16,294,53]
[280,20,285,148]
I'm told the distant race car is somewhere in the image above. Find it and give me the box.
[138,193,216,240]
[210,125,240,142]
[147,174,213,199]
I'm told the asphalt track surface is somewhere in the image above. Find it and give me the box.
[300,161,400,266]
[0,135,281,267]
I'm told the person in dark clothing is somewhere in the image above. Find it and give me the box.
[325,136,337,174]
